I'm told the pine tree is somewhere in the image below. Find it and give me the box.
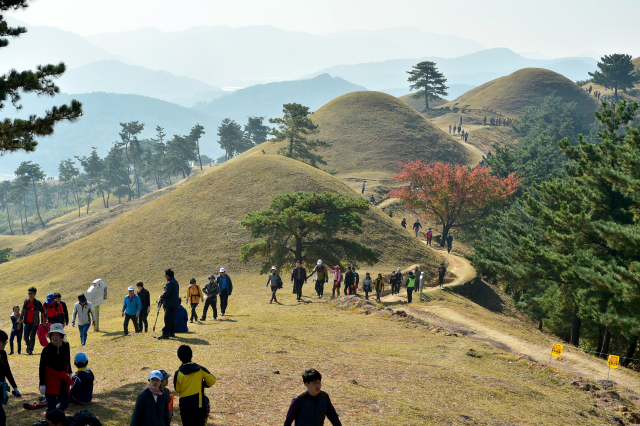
[116,121,145,200]
[217,118,245,161]
[189,124,205,170]
[245,116,269,145]
[75,148,103,214]
[407,61,448,110]
[0,2,82,154]
[15,161,46,227]
[588,54,640,102]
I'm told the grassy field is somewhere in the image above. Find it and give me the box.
[397,93,448,111]
[582,57,640,102]
[439,68,600,119]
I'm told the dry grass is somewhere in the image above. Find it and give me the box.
[398,93,448,111]
[581,59,640,102]
[439,68,600,118]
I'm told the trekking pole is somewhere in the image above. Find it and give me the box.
[152,301,162,333]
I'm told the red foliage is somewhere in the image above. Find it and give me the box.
[390,161,521,236]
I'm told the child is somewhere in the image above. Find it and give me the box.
[284,368,341,426]
[9,305,22,355]
[362,273,373,300]
[174,344,216,426]
[130,370,170,426]
[70,353,94,405]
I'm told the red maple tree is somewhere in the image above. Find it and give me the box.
[390,161,521,245]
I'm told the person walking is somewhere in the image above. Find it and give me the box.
[343,266,355,296]
[464,132,469,143]
[459,115,462,125]
[395,268,403,294]
[374,274,384,302]
[290,261,307,302]
[405,271,416,304]
[20,286,44,355]
[412,219,422,237]
[457,124,461,134]
[266,266,281,304]
[0,329,21,425]
[483,116,487,126]
[437,263,447,288]
[174,345,217,426]
[352,267,360,294]
[309,260,328,299]
[186,278,203,323]
[53,294,69,327]
[39,323,72,414]
[448,124,452,134]
[122,287,141,336]
[426,228,433,246]
[9,306,22,355]
[389,271,397,295]
[331,266,342,298]
[284,369,342,426]
[400,218,407,229]
[71,294,95,346]
[201,275,218,321]
[362,273,373,300]
[130,370,171,426]
[445,233,454,253]
[158,269,180,339]
[361,180,366,194]
[136,281,151,333]
[216,268,233,316]
[44,293,64,325]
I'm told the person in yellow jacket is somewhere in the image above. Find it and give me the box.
[185,278,204,323]
[374,273,385,302]
[174,344,216,426]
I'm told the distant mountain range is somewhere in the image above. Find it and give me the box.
[303,48,598,95]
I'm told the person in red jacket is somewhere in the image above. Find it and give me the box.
[43,294,64,325]
[39,323,72,414]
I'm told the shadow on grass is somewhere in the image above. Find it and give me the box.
[445,279,505,313]
[172,336,211,345]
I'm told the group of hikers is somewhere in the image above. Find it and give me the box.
[484,116,512,126]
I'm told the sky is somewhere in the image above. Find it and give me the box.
[7,0,640,58]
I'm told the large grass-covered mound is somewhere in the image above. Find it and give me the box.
[0,153,440,306]
[398,93,448,111]
[441,68,599,118]
[247,91,478,179]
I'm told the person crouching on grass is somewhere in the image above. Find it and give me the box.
[131,370,171,426]
[39,323,72,414]
[284,368,342,426]
[69,353,94,405]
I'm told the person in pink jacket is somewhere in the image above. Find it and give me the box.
[330,266,342,298]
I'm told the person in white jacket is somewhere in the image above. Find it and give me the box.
[71,294,95,346]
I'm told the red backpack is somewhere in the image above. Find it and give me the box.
[44,301,62,319]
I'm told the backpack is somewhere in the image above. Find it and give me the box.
[44,301,61,319]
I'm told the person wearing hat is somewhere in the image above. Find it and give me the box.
[309,260,328,299]
[215,268,233,316]
[122,286,142,336]
[158,268,180,339]
[185,278,203,323]
[201,274,218,321]
[19,286,45,355]
[290,261,307,302]
[266,266,281,304]
[43,293,64,325]
[39,323,72,414]
[70,352,94,405]
[130,370,171,426]
[53,293,69,327]
[71,294,95,346]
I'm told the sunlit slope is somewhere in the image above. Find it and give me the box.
[398,93,448,110]
[245,91,478,178]
[441,68,599,118]
[0,154,440,306]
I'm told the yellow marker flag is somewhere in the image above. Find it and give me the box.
[607,355,619,369]
[551,343,563,357]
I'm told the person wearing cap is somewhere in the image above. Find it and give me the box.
[19,286,45,355]
[122,286,142,336]
[39,323,72,414]
[53,293,69,327]
[290,261,307,302]
[266,266,281,304]
[71,294,95,346]
[44,293,64,325]
[136,281,151,333]
[309,260,328,299]
[174,344,216,426]
[215,268,233,316]
[158,268,180,339]
[185,278,203,323]
[130,370,171,426]
[201,274,218,321]
[0,329,21,424]
[70,352,94,405]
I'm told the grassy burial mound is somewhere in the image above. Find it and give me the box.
[0,153,441,313]
[582,56,640,101]
[249,91,479,181]
[398,93,448,111]
[440,68,599,118]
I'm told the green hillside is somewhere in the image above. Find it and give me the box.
[440,68,600,118]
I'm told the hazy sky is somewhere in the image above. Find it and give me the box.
[8,0,640,57]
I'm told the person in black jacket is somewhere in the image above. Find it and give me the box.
[19,286,44,355]
[39,324,72,414]
[343,267,355,295]
[158,269,180,340]
[136,281,151,333]
[0,330,21,426]
[130,370,171,426]
[215,268,233,316]
[290,261,307,302]
[53,293,69,327]
[201,275,218,321]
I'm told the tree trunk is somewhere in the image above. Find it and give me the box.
[440,224,451,247]
[614,87,618,103]
[295,236,303,262]
[601,326,611,359]
[22,197,28,233]
[5,204,13,235]
[86,185,93,214]
[570,302,581,346]
[31,178,45,228]
[197,141,202,170]
[622,335,638,367]
[425,93,429,110]
[106,193,110,208]
[595,327,604,357]
[538,318,543,331]
[289,134,294,157]
[101,190,107,208]
[18,202,25,235]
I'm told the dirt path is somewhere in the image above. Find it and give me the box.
[382,244,640,389]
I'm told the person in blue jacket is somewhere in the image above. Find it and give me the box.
[215,268,233,316]
[174,300,189,333]
[70,352,94,405]
[122,286,141,336]
[158,269,180,340]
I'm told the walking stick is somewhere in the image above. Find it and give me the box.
[152,301,162,333]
